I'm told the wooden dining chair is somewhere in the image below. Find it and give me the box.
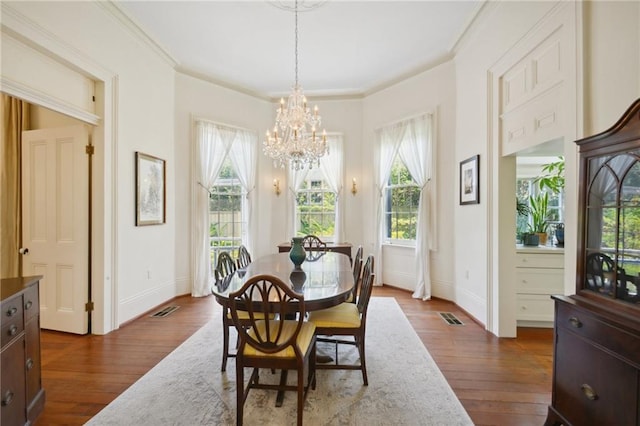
[236,245,252,269]
[307,254,375,385]
[229,274,316,426]
[302,234,326,251]
[216,251,238,372]
[346,245,363,303]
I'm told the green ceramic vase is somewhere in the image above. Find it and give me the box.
[289,237,306,269]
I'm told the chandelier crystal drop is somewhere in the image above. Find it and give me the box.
[263,0,329,171]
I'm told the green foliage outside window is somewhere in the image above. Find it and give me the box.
[296,179,336,239]
[385,157,420,241]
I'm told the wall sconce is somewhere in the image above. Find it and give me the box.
[273,179,281,196]
[351,178,357,195]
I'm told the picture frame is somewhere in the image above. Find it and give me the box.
[136,152,166,226]
[459,154,479,205]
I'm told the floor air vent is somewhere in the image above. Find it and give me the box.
[439,312,464,325]
[151,306,180,318]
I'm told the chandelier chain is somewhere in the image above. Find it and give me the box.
[294,0,298,86]
[263,0,329,170]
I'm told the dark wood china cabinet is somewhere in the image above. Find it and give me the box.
[545,98,640,426]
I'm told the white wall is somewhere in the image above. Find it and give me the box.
[2,1,177,331]
[174,73,365,287]
[362,60,457,298]
[4,0,638,336]
[454,0,640,331]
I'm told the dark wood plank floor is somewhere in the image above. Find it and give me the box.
[34,286,553,425]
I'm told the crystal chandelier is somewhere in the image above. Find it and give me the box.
[264,0,329,171]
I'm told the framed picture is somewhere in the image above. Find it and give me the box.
[460,154,479,205]
[136,152,166,226]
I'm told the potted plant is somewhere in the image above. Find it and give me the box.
[533,156,564,245]
[528,192,550,245]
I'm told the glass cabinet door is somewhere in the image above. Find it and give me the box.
[584,150,640,304]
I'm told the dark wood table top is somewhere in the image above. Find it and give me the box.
[211,252,354,311]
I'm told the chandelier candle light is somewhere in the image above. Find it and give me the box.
[264,0,329,170]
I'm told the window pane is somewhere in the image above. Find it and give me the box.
[296,175,336,240]
[384,158,419,242]
[209,157,245,272]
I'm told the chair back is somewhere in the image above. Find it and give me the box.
[228,274,306,355]
[302,235,326,251]
[237,245,252,269]
[357,255,375,316]
[215,251,236,281]
[350,245,363,303]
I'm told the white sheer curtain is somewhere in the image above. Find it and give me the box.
[397,114,432,299]
[374,123,405,282]
[286,168,309,239]
[318,135,344,242]
[228,130,257,254]
[193,121,235,297]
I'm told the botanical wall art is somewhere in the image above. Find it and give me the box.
[136,152,166,226]
[460,154,479,205]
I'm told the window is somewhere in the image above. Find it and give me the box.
[295,169,336,241]
[209,156,245,272]
[384,156,420,242]
[516,177,564,230]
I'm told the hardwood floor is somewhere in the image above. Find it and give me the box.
[34,286,553,425]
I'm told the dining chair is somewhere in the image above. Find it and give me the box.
[236,245,252,269]
[346,245,363,303]
[229,274,316,426]
[216,251,238,372]
[302,234,326,251]
[307,254,375,385]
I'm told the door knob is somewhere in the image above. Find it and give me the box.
[19,247,29,255]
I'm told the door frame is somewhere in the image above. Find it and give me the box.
[2,10,119,334]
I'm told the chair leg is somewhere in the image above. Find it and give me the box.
[297,364,304,426]
[236,357,244,426]
[357,335,368,385]
[221,312,229,372]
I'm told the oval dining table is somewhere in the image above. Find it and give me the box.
[211,251,355,311]
[211,251,354,407]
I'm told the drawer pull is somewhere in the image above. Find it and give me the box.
[26,358,34,370]
[581,384,598,401]
[25,300,33,310]
[1,390,14,406]
[8,325,18,336]
[6,306,18,317]
[569,316,582,328]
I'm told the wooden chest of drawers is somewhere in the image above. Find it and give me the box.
[1,276,45,426]
[545,295,640,426]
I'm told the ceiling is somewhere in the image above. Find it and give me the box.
[117,1,482,99]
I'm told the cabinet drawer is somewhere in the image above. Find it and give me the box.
[1,296,24,349]
[23,285,39,323]
[516,253,564,268]
[516,268,564,294]
[517,294,555,321]
[554,327,638,425]
[556,302,640,366]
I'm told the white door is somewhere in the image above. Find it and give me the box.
[22,125,90,334]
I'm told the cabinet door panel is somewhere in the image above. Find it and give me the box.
[555,328,638,425]
[1,336,27,426]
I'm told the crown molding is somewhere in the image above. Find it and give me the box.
[450,0,496,55]
[99,1,178,69]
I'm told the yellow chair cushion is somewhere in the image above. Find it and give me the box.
[243,320,316,358]
[307,303,361,328]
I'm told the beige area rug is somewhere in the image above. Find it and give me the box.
[86,297,473,425]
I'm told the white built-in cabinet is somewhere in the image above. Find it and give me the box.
[515,247,564,327]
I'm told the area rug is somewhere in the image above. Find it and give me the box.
[86,297,473,425]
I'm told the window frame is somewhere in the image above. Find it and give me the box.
[383,156,420,245]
